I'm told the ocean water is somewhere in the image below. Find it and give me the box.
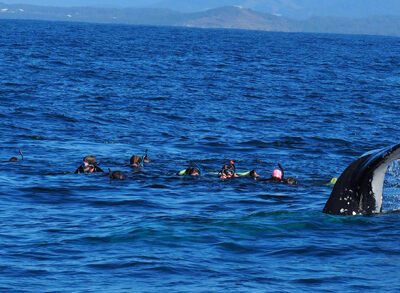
[1,19,400,292]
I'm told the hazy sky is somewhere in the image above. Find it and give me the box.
[0,1,158,7]
[1,0,400,18]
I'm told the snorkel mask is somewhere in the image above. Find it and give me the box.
[82,160,98,173]
[219,161,236,177]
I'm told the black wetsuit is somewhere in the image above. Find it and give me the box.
[258,177,298,185]
[74,165,104,174]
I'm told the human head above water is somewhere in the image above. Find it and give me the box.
[108,168,126,180]
[250,170,259,179]
[9,150,24,162]
[219,164,235,178]
[185,167,200,176]
[130,155,142,167]
[83,155,97,165]
[271,168,283,180]
[285,177,297,185]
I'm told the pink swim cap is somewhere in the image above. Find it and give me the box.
[272,169,283,179]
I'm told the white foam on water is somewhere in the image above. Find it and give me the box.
[382,160,400,212]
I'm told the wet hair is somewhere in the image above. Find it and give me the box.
[83,155,97,165]
[250,170,258,178]
[185,167,200,176]
[108,168,126,180]
[222,164,233,170]
[285,177,298,185]
[130,155,142,167]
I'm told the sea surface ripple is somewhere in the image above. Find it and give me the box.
[1,19,400,292]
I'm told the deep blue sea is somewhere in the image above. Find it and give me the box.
[1,19,400,292]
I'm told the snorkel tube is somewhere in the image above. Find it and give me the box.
[230,160,236,176]
[139,149,148,167]
[278,163,284,179]
[193,162,203,176]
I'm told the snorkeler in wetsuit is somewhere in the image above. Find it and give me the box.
[9,150,24,162]
[130,155,143,168]
[74,155,104,174]
[108,168,126,180]
[130,150,151,168]
[218,161,239,179]
[267,164,298,185]
[177,167,201,176]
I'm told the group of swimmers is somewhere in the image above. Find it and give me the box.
[8,149,298,184]
[179,160,298,184]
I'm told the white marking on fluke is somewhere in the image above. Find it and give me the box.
[323,143,400,215]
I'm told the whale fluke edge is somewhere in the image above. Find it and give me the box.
[323,143,400,216]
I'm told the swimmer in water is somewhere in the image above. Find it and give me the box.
[130,150,151,168]
[177,167,201,176]
[268,164,298,185]
[218,161,239,179]
[249,169,260,179]
[74,155,104,174]
[108,168,126,180]
[130,155,142,167]
[9,150,23,162]
[234,169,260,179]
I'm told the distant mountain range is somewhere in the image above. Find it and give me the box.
[1,3,400,37]
[2,0,400,19]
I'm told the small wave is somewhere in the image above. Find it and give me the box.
[239,140,268,148]
[271,136,305,147]
[268,245,344,257]
[92,199,157,207]
[3,81,26,87]
[201,142,229,147]
[159,113,186,121]
[293,276,342,285]
[28,64,47,71]
[87,260,154,270]
[49,60,68,66]
[144,184,169,189]
[17,134,46,140]
[215,241,259,254]
[19,186,74,199]
[44,113,78,123]
[149,96,166,101]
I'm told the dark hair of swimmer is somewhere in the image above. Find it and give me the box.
[9,150,24,162]
[84,155,97,165]
[130,155,142,167]
[285,177,298,185]
[108,168,126,180]
[250,170,259,179]
[186,167,200,176]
